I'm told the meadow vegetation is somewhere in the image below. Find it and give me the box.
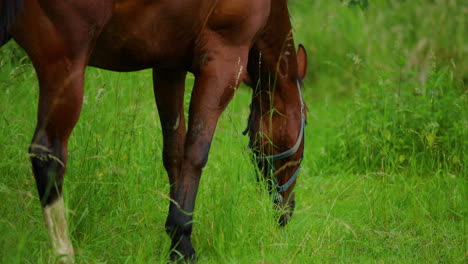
[0,0,466,263]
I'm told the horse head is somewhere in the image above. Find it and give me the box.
[246,44,308,226]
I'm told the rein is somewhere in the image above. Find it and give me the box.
[253,80,306,202]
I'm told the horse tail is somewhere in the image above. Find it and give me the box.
[0,0,24,47]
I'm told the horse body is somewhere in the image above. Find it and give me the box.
[1,0,307,262]
[90,0,269,72]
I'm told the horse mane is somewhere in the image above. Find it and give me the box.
[0,0,24,47]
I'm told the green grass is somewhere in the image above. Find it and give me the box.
[1,1,466,263]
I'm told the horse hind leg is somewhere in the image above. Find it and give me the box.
[28,54,92,262]
[152,69,187,197]
[31,68,96,261]
[10,1,113,262]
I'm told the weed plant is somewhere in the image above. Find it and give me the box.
[321,55,466,175]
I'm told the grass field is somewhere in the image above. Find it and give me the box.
[0,1,466,263]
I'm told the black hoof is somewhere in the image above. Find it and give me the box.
[169,235,196,263]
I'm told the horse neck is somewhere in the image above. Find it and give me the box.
[252,1,302,119]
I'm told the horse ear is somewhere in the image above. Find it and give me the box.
[296,44,308,79]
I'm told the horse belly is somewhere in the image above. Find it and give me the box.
[89,0,205,72]
[90,35,192,72]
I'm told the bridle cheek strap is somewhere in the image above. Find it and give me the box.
[277,162,301,193]
[253,80,306,196]
[256,115,305,193]
[250,80,307,200]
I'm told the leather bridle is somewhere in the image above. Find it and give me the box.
[253,80,306,203]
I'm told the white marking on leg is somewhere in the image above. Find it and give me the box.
[172,115,181,130]
[43,196,75,264]
[233,57,244,90]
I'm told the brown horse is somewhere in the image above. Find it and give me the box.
[1,0,308,262]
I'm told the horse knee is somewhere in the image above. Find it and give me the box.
[184,143,210,172]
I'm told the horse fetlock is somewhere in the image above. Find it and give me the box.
[166,218,195,262]
[165,214,193,237]
[43,197,75,264]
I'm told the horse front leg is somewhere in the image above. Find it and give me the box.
[165,44,249,262]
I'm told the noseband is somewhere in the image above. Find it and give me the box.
[252,80,306,203]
